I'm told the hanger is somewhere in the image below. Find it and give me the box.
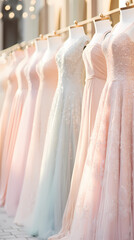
[1,2,134,56]
[120,1,134,10]
[70,20,83,29]
[95,13,110,22]
[30,41,35,47]
[16,45,24,51]
[36,34,47,41]
[48,31,60,38]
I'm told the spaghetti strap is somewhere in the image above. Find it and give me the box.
[103,30,111,40]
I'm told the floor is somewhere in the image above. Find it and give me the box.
[0,207,38,240]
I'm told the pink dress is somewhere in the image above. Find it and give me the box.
[0,53,23,204]
[49,33,107,240]
[15,50,59,226]
[61,24,134,240]
[0,48,34,208]
[4,47,43,216]
[0,59,8,116]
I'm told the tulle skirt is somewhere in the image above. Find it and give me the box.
[4,88,38,216]
[0,89,27,207]
[0,83,17,199]
[48,77,106,240]
[26,84,83,239]
[0,80,7,117]
[64,78,134,240]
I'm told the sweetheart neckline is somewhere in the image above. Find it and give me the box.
[105,22,134,43]
[104,31,134,45]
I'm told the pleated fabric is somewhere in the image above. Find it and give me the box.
[59,26,134,240]
[0,52,23,203]
[4,48,45,216]
[15,50,59,225]
[0,58,8,117]
[0,48,34,209]
[48,33,107,240]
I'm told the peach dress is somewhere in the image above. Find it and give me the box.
[0,52,23,204]
[59,24,134,240]
[0,48,34,209]
[49,33,107,240]
[15,49,59,226]
[4,47,46,217]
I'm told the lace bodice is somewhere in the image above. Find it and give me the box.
[102,28,134,82]
[56,35,89,89]
[83,38,107,81]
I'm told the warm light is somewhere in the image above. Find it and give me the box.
[0,13,3,19]
[9,12,15,19]
[30,0,36,5]
[5,5,11,11]
[22,12,28,18]
[29,6,35,12]
[31,14,36,20]
[16,4,23,11]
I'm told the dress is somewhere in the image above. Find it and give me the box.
[64,24,134,240]
[0,48,34,209]
[49,32,107,240]
[0,55,22,201]
[27,34,89,240]
[0,59,8,116]
[15,48,59,225]
[4,48,42,217]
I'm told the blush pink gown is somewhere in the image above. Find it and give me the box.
[15,49,59,226]
[48,33,107,240]
[0,58,8,116]
[0,52,23,203]
[59,24,134,240]
[4,47,45,217]
[0,48,34,208]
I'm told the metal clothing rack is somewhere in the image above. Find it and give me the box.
[1,2,134,55]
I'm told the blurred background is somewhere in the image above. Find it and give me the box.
[0,0,133,50]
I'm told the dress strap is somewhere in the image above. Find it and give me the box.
[103,30,111,40]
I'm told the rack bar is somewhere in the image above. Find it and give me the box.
[1,3,134,55]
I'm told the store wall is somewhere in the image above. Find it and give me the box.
[39,0,119,38]
[0,0,133,51]
[22,0,39,41]
[0,1,3,51]
[110,0,119,26]
[86,0,112,36]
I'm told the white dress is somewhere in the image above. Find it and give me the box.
[27,35,89,239]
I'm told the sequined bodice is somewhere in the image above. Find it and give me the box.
[56,35,89,89]
[83,42,107,81]
[102,32,134,81]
